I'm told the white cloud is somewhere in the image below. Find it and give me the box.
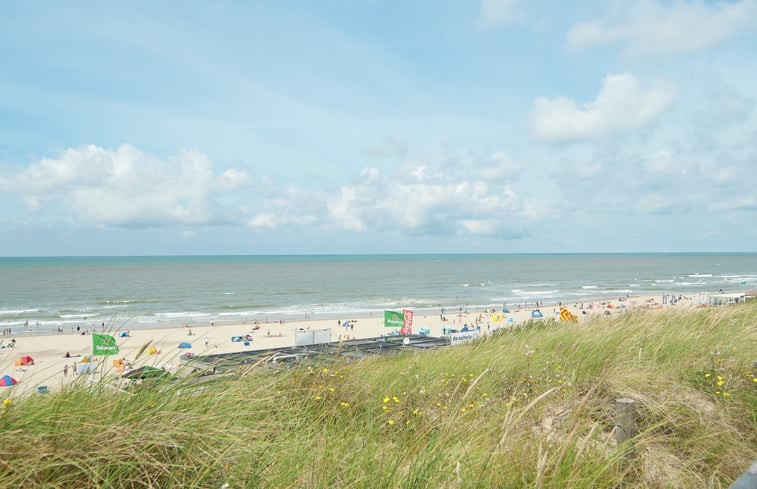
[248,213,277,229]
[327,186,366,231]
[411,165,428,180]
[478,0,523,28]
[530,73,676,142]
[326,165,535,237]
[1,144,254,227]
[566,0,757,57]
[219,168,252,189]
[475,151,522,180]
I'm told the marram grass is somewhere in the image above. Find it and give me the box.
[0,302,755,488]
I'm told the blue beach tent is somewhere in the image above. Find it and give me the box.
[178,342,192,349]
[0,375,18,387]
[531,310,544,319]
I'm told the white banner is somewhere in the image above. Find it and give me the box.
[449,330,480,346]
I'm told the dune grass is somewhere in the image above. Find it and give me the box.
[0,302,755,488]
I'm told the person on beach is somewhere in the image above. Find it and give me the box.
[63,364,68,376]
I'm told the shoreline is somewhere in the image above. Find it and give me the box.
[0,291,744,397]
[0,290,724,338]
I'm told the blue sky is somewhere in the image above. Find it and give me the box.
[1,0,756,255]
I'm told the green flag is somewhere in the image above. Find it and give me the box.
[93,333,119,355]
[384,310,404,328]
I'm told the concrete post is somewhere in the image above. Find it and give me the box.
[615,398,638,454]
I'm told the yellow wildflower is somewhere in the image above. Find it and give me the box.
[705,373,711,378]
[723,392,731,397]
[387,419,394,425]
[340,402,349,407]
[315,396,322,400]
[329,387,335,393]
[392,396,399,403]
[383,396,390,403]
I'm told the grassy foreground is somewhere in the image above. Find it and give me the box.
[1,303,755,488]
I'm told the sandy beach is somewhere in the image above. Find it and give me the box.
[0,294,706,397]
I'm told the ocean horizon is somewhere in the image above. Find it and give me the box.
[2,253,755,335]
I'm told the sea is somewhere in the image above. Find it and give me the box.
[1,253,756,335]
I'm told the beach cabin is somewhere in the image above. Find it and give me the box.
[706,293,746,306]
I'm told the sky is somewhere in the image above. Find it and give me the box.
[1,0,756,256]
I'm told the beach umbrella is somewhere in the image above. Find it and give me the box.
[0,375,18,387]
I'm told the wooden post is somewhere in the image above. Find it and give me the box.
[615,398,637,454]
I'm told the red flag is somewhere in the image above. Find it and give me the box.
[400,309,413,335]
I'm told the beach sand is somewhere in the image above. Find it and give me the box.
[0,294,695,397]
